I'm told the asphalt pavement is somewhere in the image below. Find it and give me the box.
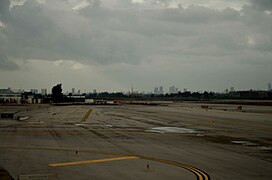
[0,103,271,180]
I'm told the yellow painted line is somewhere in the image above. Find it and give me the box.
[0,146,210,179]
[140,156,209,180]
[48,156,139,167]
[163,161,205,180]
[186,166,209,180]
[184,166,204,180]
[81,109,92,122]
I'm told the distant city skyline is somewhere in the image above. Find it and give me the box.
[2,83,272,95]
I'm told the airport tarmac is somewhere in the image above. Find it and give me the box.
[0,103,272,180]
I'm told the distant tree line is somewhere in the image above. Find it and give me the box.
[48,84,272,103]
[85,90,272,100]
[3,84,271,105]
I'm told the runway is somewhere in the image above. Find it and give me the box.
[0,103,271,179]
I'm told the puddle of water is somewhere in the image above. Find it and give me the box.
[117,124,130,127]
[231,141,250,144]
[146,127,197,134]
[75,123,84,126]
[258,146,272,151]
[244,142,259,146]
[75,123,113,128]
[231,141,259,146]
[17,116,29,121]
[145,129,165,134]
[28,121,44,124]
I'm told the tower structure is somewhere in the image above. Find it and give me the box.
[131,84,134,94]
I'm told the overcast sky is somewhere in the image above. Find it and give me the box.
[0,0,272,93]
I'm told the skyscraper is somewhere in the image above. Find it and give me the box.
[154,87,159,95]
[159,86,164,94]
[131,84,134,94]
[175,88,178,93]
[168,86,179,94]
[41,88,47,95]
[169,86,175,94]
[72,88,75,94]
[268,83,271,91]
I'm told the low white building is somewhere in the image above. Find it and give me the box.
[0,93,22,104]
[85,98,94,103]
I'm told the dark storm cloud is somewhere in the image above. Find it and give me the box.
[1,0,146,65]
[0,0,10,20]
[250,0,272,10]
[0,0,271,91]
[1,1,93,63]
[0,52,18,71]
[0,0,15,70]
[0,0,271,68]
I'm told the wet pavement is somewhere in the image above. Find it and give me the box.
[0,103,272,180]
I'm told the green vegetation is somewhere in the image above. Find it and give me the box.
[51,84,63,103]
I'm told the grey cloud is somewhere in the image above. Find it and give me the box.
[0,61,18,70]
[0,51,18,70]
[250,0,272,10]
[241,4,272,52]
[0,0,10,21]
[0,0,272,91]
[0,0,271,68]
